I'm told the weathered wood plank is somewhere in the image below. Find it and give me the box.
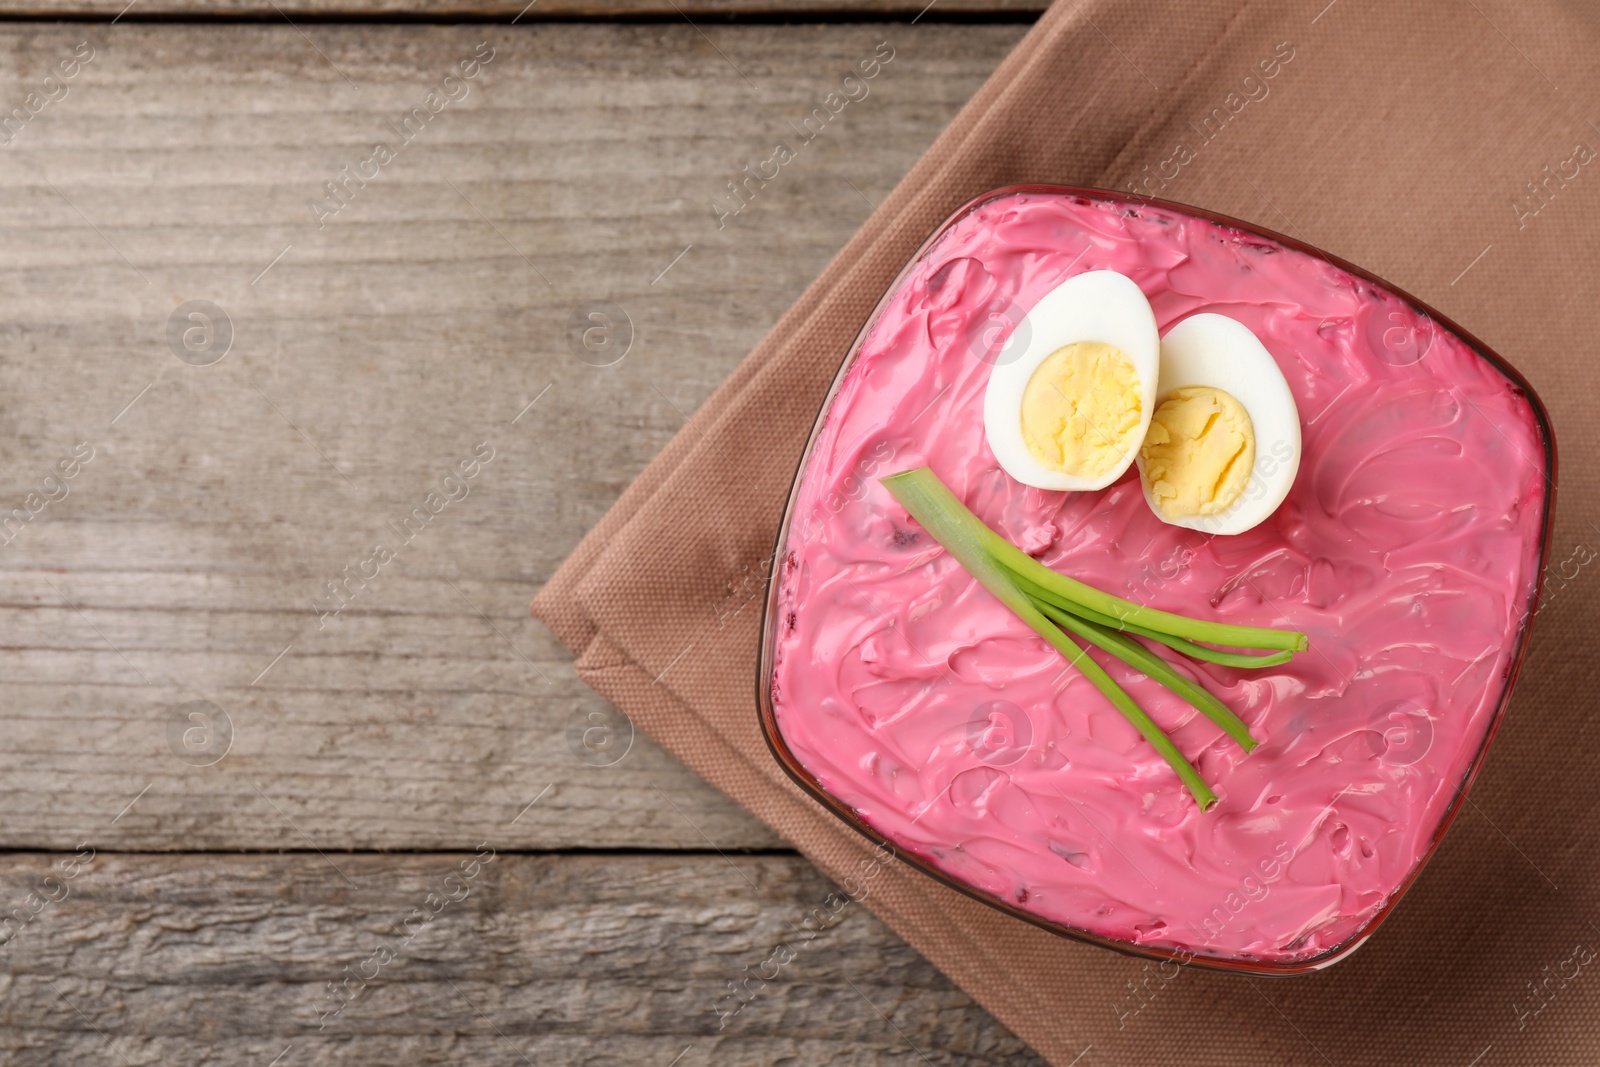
[0,0,1047,21]
[0,21,1026,850]
[0,851,1047,1065]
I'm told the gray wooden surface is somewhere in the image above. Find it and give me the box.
[0,852,1044,1064]
[0,16,1043,1065]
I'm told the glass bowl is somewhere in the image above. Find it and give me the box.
[756,185,1556,976]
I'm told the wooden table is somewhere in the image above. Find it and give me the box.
[0,5,1056,1063]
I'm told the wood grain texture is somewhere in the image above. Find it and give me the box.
[0,851,1047,1065]
[0,0,1048,19]
[0,21,1025,852]
[0,17,1039,1063]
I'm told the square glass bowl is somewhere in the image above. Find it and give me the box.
[756,186,1555,975]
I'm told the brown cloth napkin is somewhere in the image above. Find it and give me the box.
[534,0,1600,1061]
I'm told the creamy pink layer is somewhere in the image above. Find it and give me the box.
[770,192,1547,963]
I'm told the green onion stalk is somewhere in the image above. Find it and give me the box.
[881,466,1307,810]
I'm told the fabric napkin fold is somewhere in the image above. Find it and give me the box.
[535,0,1600,1062]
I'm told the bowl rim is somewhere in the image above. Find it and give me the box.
[754,183,1559,977]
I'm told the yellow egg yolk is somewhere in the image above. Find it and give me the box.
[1019,341,1143,478]
[1139,386,1256,520]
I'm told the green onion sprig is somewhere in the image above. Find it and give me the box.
[881,466,1307,810]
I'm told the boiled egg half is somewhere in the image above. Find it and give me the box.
[1135,313,1301,536]
[982,270,1160,492]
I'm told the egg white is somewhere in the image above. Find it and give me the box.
[982,270,1160,492]
[1137,313,1301,536]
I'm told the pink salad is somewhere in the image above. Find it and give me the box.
[769,191,1548,963]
